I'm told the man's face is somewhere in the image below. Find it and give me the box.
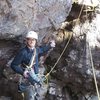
[26,38,36,48]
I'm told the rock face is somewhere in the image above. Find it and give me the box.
[0,0,72,99]
[0,0,72,41]
[45,6,100,100]
[0,0,100,100]
[0,40,23,100]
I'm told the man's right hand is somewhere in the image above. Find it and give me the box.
[50,40,56,48]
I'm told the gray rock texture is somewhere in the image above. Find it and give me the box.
[0,0,72,40]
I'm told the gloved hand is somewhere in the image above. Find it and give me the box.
[50,40,56,48]
[23,69,29,78]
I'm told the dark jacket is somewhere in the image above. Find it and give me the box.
[11,44,51,75]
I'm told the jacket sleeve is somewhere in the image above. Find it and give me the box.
[38,44,51,55]
[11,49,24,75]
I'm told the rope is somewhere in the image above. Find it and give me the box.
[77,3,84,19]
[45,32,73,78]
[88,43,100,100]
[85,3,100,100]
[44,0,84,83]
[45,0,85,79]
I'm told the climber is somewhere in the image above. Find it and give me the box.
[11,31,55,92]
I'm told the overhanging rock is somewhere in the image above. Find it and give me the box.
[0,0,72,40]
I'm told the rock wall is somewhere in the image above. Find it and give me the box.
[45,4,100,100]
[0,0,100,100]
[0,0,72,41]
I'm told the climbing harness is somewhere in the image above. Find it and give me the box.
[26,48,36,69]
[18,48,38,90]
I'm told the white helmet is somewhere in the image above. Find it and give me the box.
[26,31,38,40]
